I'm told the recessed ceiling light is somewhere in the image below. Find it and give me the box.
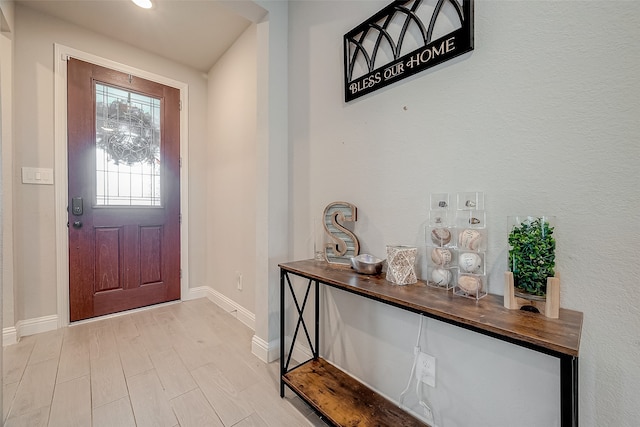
[131,0,153,9]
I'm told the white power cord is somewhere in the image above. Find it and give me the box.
[398,315,435,425]
[398,317,422,406]
[417,376,434,424]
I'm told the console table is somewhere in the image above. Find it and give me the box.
[279,259,583,427]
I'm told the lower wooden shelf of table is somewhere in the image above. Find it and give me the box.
[283,357,428,426]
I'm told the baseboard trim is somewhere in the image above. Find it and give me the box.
[184,286,210,301]
[3,326,17,347]
[187,286,255,331]
[251,336,313,365]
[251,335,281,363]
[3,315,59,346]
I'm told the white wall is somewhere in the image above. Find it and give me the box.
[12,4,208,322]
[1,0,14,334]
[289,1,640,426]
[207,24,258,313]
[253,0,289,361]
[0,0,14,415]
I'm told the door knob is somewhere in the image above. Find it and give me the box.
[73,221,83,229]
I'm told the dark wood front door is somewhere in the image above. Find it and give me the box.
[67,58,181,322]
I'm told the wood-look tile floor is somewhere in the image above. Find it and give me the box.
[3,298,324,427]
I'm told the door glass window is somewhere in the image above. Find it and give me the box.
[95,83,161,206]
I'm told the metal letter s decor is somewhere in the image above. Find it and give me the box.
[323,202,360,265]
[344,0,474,102]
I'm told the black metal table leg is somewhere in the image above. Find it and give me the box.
[314,279,319,359]
[280,269,285,397]
[280,270,318,398]
[560,356,578,427]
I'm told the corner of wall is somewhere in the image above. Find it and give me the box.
[0,0,15,34]
[185,285,255,331]
[3,314,58,346]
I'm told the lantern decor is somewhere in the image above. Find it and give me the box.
[386,245,417,285]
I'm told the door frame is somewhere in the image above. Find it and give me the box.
[53,44,190,327]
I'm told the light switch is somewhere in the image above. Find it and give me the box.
[22,167,54,185]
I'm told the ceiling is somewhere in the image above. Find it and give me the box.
[16,0,254,72]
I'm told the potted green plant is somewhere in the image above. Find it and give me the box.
[508,216,556,297]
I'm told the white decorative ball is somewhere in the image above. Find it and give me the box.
[458,229,482,251]
[431,248,452,266]
[457,275,482,294]
[431,268,452,286]
[459,252,482,273]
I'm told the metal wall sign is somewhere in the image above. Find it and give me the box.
[323,201,360,265]
[344,0,474,102]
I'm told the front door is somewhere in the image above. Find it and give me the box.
[67,58,181,322]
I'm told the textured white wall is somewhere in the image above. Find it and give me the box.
[253,0,290,357]
[289,1,640,426]
[207,24,258,313]
[0,0,13,414]
[1,0,14,332]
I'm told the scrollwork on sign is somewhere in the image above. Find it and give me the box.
[344,0,474,101]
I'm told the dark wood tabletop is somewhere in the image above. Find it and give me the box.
[280,259,582,357]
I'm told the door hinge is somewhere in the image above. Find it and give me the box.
[179,157,182,168]
[179,213,182,224]
[180,269,182,279]
[179,100,182,111]
[128,74,133,84]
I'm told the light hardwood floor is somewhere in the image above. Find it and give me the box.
[3,298,324,427]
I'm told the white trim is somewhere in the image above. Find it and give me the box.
[187,286,256,331]
[251,334,279,363]
[16,315,59,337]
[53,44,190,327]
[54,44,69,328]
[3,327,17,347]
[184,286,210,301]
[3,315,59,346]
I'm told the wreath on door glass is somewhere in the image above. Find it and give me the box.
[96,99,160,166]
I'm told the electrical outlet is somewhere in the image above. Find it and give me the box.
[236,272,243,290]
[415,352,436,387]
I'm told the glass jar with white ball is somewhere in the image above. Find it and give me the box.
[454,250,487,300]
[426,196,457,289]
[455,210,487,252]
[427,246,457,289]
[427,209,455,248]
[452,193,488,300]
[458,251,484,275]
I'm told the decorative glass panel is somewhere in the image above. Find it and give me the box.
[95,83,161,206]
